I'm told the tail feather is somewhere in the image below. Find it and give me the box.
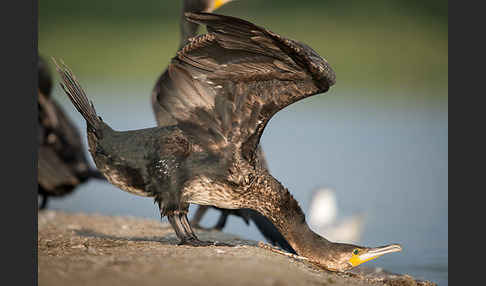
[52,58,101,135]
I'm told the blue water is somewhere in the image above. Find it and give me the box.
[46,82,448,285]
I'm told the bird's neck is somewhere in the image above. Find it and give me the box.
[240,171,333,259]
[179,1,205,50]
[179,19,199,50]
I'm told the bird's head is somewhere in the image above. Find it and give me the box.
[305,236,402,272]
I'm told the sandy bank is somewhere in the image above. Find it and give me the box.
[38,211,435,286]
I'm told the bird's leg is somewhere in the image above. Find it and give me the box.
[158,199,213,246]
[190,205,210,229]
[190,205,231,232]
[180,212,200,240]
[39,195,48,210]
[180,212,234,247]
[181,212,234,247]
[213,211,229,231]
[167,211,214,247]
[167,212,191,241]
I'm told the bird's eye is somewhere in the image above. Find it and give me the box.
[353,249,359,255]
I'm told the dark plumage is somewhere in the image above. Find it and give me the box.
[37,56,105,209]
[151,0,294,252]
[54,13,401,271]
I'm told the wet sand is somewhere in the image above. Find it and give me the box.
[38,211,436,286]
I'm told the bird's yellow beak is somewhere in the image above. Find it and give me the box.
[349,244,402,267]
[212,0,230,11]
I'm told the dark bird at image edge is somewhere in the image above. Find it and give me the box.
[38,56,106,210]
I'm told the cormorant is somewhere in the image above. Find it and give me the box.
[151,0,294,253]
[54,12,401,271]
[37,56,105,209]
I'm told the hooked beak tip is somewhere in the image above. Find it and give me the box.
[368,244,403,256]
[390,244,403,252]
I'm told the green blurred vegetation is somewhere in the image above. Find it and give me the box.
[39,0,448,92]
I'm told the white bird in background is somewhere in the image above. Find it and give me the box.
[308,187,366,244]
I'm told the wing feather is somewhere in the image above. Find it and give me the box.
[157,12,336,162]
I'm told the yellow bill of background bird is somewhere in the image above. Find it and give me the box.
[212,0,231,11]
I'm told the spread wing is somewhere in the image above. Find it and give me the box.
[151,70,179,127]
[156,12,336,162]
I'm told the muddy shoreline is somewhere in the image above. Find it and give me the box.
[38,211,436,286]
